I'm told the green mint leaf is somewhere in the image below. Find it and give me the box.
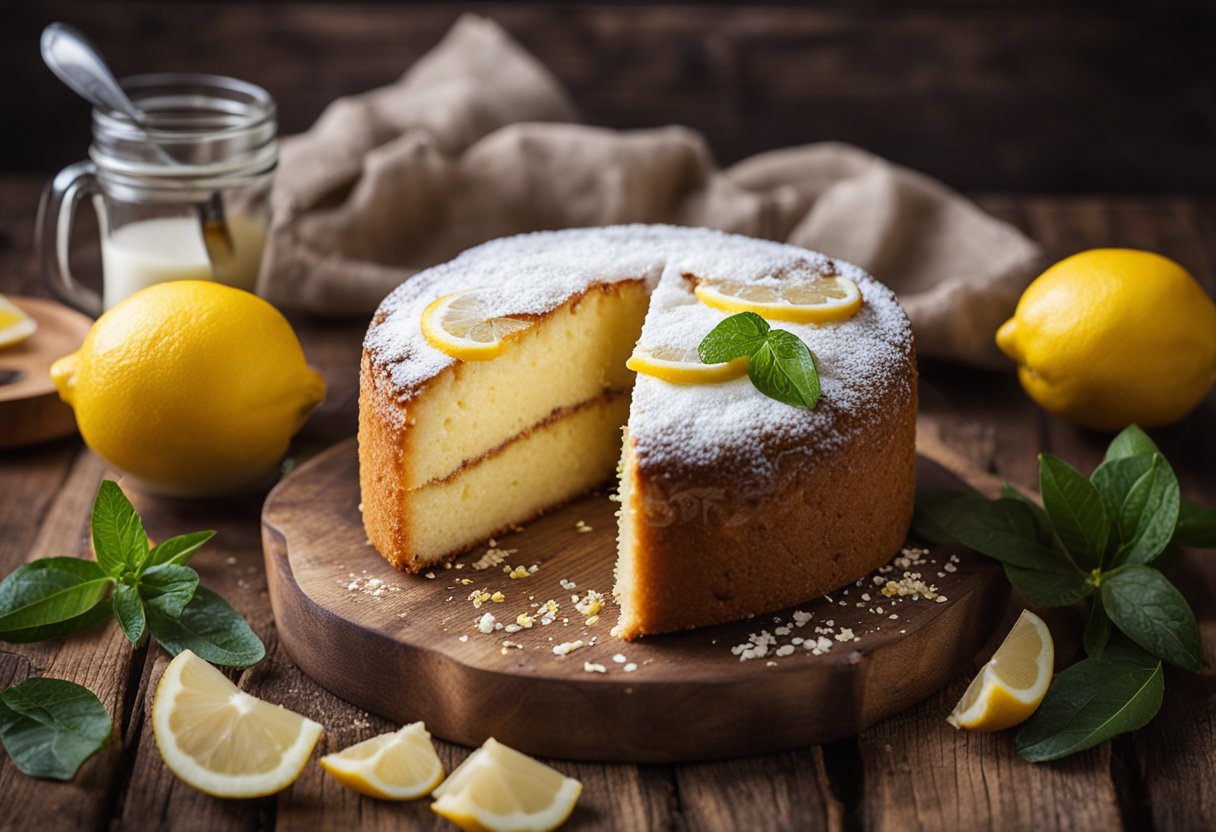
[1000,483,1055,544]
[1084,596,1111,659]
[1102,425,1160,463]
[1115,455,1179,566]
[1004,563,1094,607]
[747,330,820,409]
[0,559,113,643]
[912,490,983,545]
[1015,644,1163,762]
[916,494,1071,572]
[1091,454,1154,530]
[1039,454,1108,570]
[1172,500,1216,549]
[698,312,770,363]
[1101,565,1203,671]
[111,584,145,644]
[91,481,149,577]
[147,587,264,667]
[145,531,216,569]
[0,678,111,780]
[139,565,199,619]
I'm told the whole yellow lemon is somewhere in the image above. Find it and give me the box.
[51,281,326,497]
[996,249,1216,431]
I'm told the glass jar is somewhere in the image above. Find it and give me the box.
[38,73,277,315]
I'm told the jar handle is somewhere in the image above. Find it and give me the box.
[37,160,103,317]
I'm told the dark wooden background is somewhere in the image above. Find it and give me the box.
[5,1,1216,193]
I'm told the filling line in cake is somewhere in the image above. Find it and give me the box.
[408,389,633,491]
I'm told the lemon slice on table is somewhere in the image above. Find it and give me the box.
[694,276,862,323]
[626,343,748,385]
[431,738,582,832]
[948,609,1054,732]
[152,650,323,798]
[0,295,37,348]
[421,288,535,361]
[320,722,445,800]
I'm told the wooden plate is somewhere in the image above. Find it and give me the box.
[262,437,1007,763]
[0,296,91,450]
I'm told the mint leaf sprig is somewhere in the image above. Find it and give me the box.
[699,312,821,409]
[0,481,264,668]
[915,425,1214,761]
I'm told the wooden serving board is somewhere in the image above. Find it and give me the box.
[0,297,91,450]
[262,436,1007,763]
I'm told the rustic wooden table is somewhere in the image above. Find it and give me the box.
[0,175,1213,830]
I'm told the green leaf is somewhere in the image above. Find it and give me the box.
[1039,454,1108,569]
[0,559,113,643]
[111,584,145,644]
[91,481,149,577]
[746,329,820,409]
[1004,563,1095,607]
[1172,500,1216,549]
[918,494,1072,572]
[0,678,111,780]
[1000,483,1055,544]
[145,531,216,569]
[912,490,981,545]
[697,312,770,363]
[139,565,199,619]
[1091,455,1154,529]
[1084,596,1111,659]
[1015,644,1163,762]
[147,588,264,667]
[1103,425,1160,463]
[1101,565,1203,671]
[1115,455,1180,565]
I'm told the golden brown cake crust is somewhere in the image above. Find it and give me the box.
[616,347,917,640]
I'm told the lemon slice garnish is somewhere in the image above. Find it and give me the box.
[0,295,37,349]
[320,722,445,800]
[152,650,323,798]
[693,276,862,323]
[421,288,534,361]
[948,609,1055,732]
[625,344,748,385]
[431,738,582,832]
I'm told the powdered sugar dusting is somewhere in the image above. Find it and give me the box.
[363,225,913,476]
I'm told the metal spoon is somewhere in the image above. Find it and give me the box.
[40,22,235,267]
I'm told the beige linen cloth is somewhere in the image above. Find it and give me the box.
[260,15,1041,368]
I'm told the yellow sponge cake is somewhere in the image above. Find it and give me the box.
[359,226,916,639]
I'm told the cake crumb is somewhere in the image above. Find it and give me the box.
[583,662,607,673]
[559,578,578,591]
[553,640,585,656]
[575,520,593,533]
[612,653,627,663]
[623,662,638,672]
[477,613,497,634]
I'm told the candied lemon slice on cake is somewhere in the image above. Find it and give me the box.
[626,343,748,385]
[320,722,444,800]
[947,609,1054,732]
[0,295,36,349]
[694,276,862,323]
[421,288,535,360]
[431,738,582,832]
[152,650,323,798]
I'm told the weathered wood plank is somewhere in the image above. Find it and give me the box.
[673,749,841,832]
[7,3,1216,192]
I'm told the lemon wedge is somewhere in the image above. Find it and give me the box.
[0,295,36,349]
[431,738,581,832]
[320,722,444,800]
[421,288,535,361]
[152,650,323,798]
[948,609,1054,732]
[625,344,748,385]
[694,276,862,323]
